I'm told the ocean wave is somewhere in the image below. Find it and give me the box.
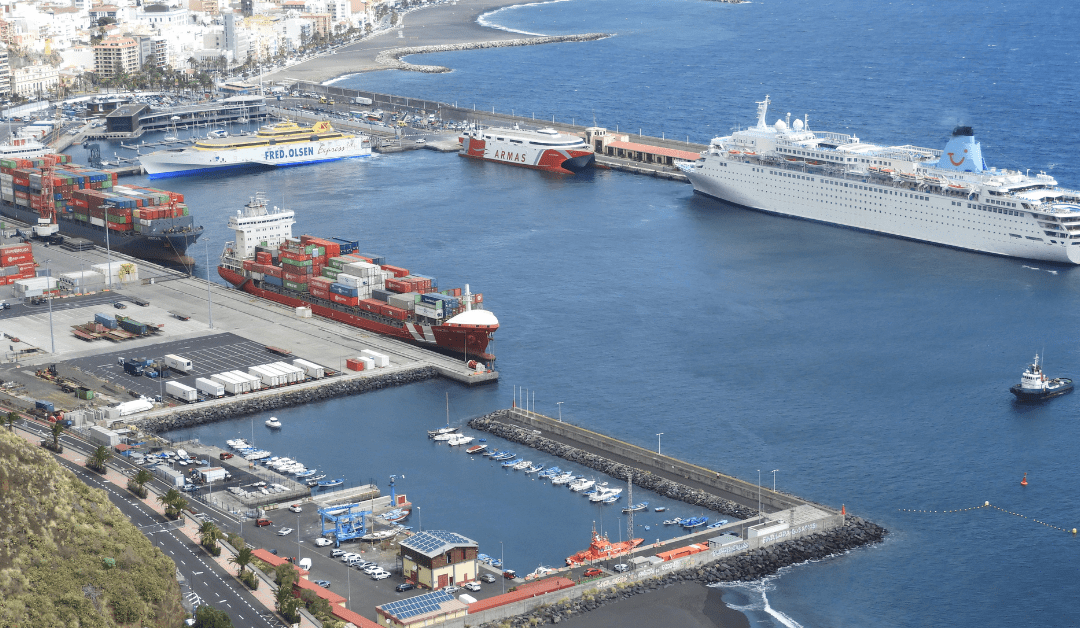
[476,0,571,37]
[709,569,806,628]
[323,73,361,86]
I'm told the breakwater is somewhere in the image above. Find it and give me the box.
[470,410,757,519]
[374,33,611,73]
[477,516,886,628]
[138,367,437,433]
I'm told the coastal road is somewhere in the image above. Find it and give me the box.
[15,420,281,628]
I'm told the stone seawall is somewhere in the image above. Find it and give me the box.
[375,33,612,73]
[469,411,758,520]
[141,367,438,433]
[479,517,886,627]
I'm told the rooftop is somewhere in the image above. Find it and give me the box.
[399,530,477,558]
[378,590,465,622]
[606,140,701,161]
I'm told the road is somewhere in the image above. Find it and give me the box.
[17,419,286,628]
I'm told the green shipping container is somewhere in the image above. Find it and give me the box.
[281,257,312,268]
[328,256,352,270]
[283,280,308,292]
[106,214,129,223]
[322,267,340,280]
[73,213,88,221]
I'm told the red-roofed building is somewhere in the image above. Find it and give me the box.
[464,577,576,614]
[251,548,309,578]
[583,127,702,167]
[331,605,382,628]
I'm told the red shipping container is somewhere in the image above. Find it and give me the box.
[358,299,383,314]
[380,265,409,278]
[309,276,333,288]
[280,249,312,262]
[255,252,272,265]
[0,243,31,255]
[310,287,330,299]
[107,221,133,231]
[1,252,32,265]
[384,278,410,293]
[262,266,282,279]
[345,358,364,371]
[17,267,35,279]
[329,293,359,306]
[382,305,408,321]
[282,270,307,283]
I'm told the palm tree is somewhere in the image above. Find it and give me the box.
[158,488,182,518]
[229,546,254,576]
[89,445,112,471]
[5,411,18,431]
[199,520,221,548]
[50,421,66,450]
[134,468,152,487]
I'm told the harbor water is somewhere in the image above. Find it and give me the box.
[73,0,1080,625]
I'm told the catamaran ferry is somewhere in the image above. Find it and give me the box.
[680,96,1080,264]
[139,120,370,179]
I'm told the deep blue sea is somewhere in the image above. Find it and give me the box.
[70,0,1080,625]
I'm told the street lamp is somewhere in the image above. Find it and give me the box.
[771,469,778,493]
[656,433,663,455]
[757,470,761,516]
[500,541,504,594]
[417,506,421,532]
[44,259,54,354]
[556,402,563,422]
[297,514,301,563]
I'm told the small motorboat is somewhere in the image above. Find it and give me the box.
[483,449,501,457]
[491,452,516,461]
[551,473,576,486]
[538,466,561,479]
[569,478,596,492]
[448,435,474,446]
[662,517,683,526]
[433,432,455,442]
[512,460,532,470]
[525,464,544,473]
[295,469,316,478]
[654,507,667,513]
[622,502,649,513]
[361,529,396,541]
[428,426,459,438]
[466,444,488,454]
[706,519,730,529]
[207,129,228,139]
[501,458,524,468]
[1010,354,1073,401]
[602,493,622,504]
[317,478,344,488]
[681,516,709,529]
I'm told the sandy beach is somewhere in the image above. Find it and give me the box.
[554,583,750,628]
[268,0,549,84]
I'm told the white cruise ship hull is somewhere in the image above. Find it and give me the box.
[684,159,1080,264]
[141,136,370,179]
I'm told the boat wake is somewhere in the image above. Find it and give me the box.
[711,576,804,628]
[476,0,570,37]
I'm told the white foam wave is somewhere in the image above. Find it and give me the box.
[762,589,803,628]
[476,0,571,37]
[323,72,361,86]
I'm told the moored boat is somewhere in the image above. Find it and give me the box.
[317,478,344,488]
[466,444,488,454]
[622,502,649,513]
[459,125,595,174]
[565,524,643,567]
[681,516,709,529]
[1009,354,1073,400]
[265,417,282,428]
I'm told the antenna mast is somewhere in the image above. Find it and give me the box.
[626,473,633,542]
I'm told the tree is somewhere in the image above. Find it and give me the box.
[229,546,253,577]
[50,421,66,450]
[193,604,234,628]
[5,411,18,431]
[134,468,152,487]
[88,445,112,471]
[199,521,221,549]
[158,488,185,519]
[274,574,300,623]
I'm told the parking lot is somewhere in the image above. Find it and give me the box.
[63,331,321,400]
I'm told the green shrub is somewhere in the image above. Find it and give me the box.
[240,570,259,590]
[226,532,245,549]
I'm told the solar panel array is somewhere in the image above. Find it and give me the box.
[381,590,455,620]
[400,530,475,556]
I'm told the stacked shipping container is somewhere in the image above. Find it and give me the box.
[0,242,37,286]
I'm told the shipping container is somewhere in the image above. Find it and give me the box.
[211,373,248,395]
[229,370,263,391]
[248,365,285,387]
[292,358,325,379]
[270,361,304,383]
[371,289,392,302]
[345,358,364,371]
[95,313,118,329]
[165,381,198,403]
[163,354,193,373]
[357,253,386,265]
[387,292,418,311]
[358,356,376,371]
[330,282,359,297]
[195,377,225,398]
[360,349,390,368]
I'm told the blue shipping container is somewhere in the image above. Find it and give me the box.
[335,239,359,254]
[330,283,359,297]
[371,289,392,303]
[94,313,118,329]
[35,400,54,413]
[358,253,386,266]
[264,275,283,286]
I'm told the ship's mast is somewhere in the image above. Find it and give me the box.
[756,95,770,129]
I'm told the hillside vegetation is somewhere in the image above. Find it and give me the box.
[0,429,185,627]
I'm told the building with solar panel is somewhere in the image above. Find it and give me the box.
[398,530,479,590]
[376,590,469,628]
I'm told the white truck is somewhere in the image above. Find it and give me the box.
[165,381,198,402]
[352,96,373,106]
[211,373,248,395]
[195,377,225,398]
[163,354,193,373]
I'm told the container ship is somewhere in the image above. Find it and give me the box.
[459,125,594,174]
[0,154,202,265]
[218,194,498,361]
[679,96,1080,264]
[140,120,371,180]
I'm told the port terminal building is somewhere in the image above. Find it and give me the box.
[399,530,478,590]
[585,127,701,166]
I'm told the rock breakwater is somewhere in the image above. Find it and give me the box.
[479,517,887,627]
[140,367,437,433]
[469,412,757,520]
[375,33,612,73]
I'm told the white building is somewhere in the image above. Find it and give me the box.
[11,64,59,98]
[136,4,191,29]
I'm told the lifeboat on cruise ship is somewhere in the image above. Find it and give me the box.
[729,150,742,155]
[743,151,757,156]
[785,156,800,162]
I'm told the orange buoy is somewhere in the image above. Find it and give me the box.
[841,504,846,515]
[1021,473,1028,487]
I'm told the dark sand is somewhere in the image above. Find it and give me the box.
[554,583,750,628]
[269,0,544,84]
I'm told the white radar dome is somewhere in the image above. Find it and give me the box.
[792,118,804,131]
[774,120,787,131]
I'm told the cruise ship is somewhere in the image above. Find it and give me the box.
[680,97,1080,264]
[459,125,594,174]
[140,120,371,179]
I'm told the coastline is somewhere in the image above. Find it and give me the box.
[266,0,594,84]
[553,584,750,628]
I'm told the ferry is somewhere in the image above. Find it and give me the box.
[1009,354,1073,401]
[0,137,49,159]
[680,96,1080,264]
[140,120,371,179]
[459,125,594,174]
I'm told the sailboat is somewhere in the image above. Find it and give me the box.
[164,116,180,142]
[427,392,459,437]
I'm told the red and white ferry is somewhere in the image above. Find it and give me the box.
[459,125,594,174]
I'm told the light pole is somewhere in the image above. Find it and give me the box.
[500,541,504,594]
[205,237,213,328]
[771,469,778,493]
[757,470,761,516]
[556,402,563,422]
[417,506,421,532]
[297,514,301,563]
[44,259,54,353]
[656,433,663,455]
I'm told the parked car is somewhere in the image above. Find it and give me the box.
[113,301,126,309]
[442,585,460,594]
[330,549,346,558]
[463,582,481,592]
[502,570,517,579]
[277,527,294,536]
[313,580,331,588]
[362,564,381,574]
[613,564,630,573]
[314,538,332,547]
[480,574,496,583]
[255,518,272,527]
[288,504,302,513]
[371,571,390,580]
[395,583,415,593]
[583,567,604,578]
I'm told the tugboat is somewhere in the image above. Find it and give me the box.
[1009,354,1073,401]
[565,523,643,567]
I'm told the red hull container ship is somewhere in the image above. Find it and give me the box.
[459,125,595,174]
[217,194,498,361]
